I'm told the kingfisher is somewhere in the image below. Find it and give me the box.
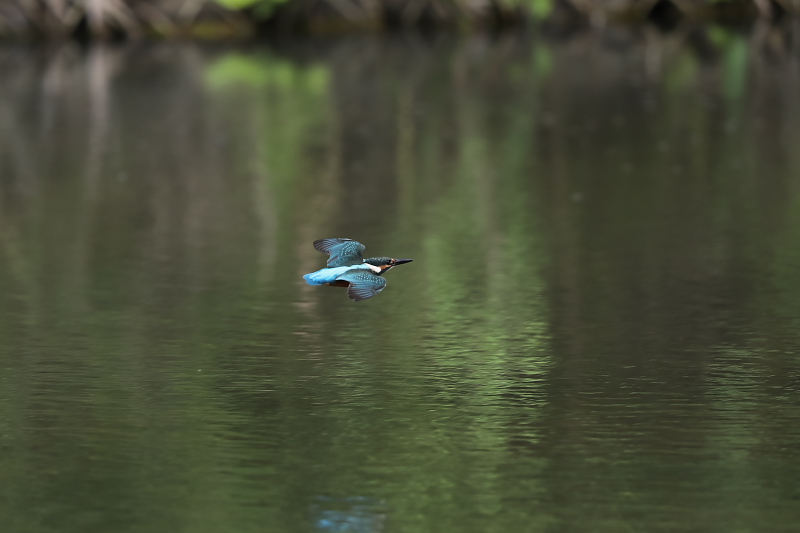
[303,238,413,301]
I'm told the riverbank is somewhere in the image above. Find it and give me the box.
[0,0,796,40]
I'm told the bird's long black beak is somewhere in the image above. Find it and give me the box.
[395,259,414,265]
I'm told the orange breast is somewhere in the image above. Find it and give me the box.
[326,280,351,288]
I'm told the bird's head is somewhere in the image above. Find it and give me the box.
[364,257,414,275]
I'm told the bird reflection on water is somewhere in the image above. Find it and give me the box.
[310,496,387,533]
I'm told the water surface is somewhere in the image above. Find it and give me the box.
[1,30,800,533]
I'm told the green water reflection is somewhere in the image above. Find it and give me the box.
[1,29,799,533]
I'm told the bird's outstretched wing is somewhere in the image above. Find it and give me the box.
[313,238,366,268]
[336,269,388,302]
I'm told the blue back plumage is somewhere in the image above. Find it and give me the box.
[303,264,373,286]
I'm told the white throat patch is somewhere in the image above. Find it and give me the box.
[367,264,382,273]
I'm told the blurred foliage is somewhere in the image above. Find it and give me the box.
[510,0,556,17]
[213,0,291,17]
[0,0,792,38]
[214,0,263,7]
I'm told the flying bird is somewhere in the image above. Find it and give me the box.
[303,238,413,301]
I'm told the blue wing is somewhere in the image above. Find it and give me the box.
[336,269,388,302]
[314,238,366,268]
